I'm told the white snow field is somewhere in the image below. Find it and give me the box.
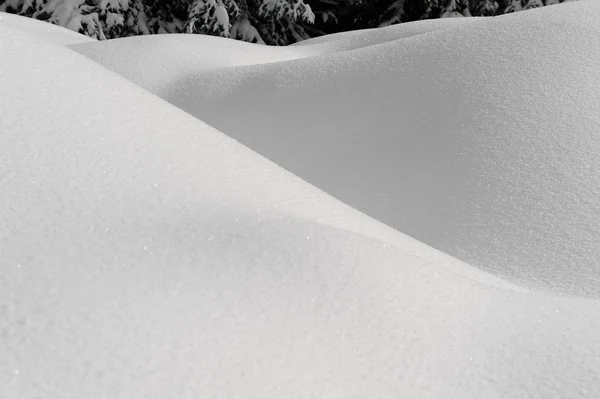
[71,0,600,298]
[1,3,600,399]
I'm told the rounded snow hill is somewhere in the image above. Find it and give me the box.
[0,11,94,45]
[3,22,600,399]
[76,0,600,298]
[68,17,479,98]
[3,5,600,399]
[68,33,308,96]
[292,15,482,48]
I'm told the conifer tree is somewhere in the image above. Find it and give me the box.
[378,0,405,26]
[440,0,465,17]
[471,0,499,15]
[0,0,581,45]
[251,0,315,44]
[524,0,544,9]
[0,0,315,44]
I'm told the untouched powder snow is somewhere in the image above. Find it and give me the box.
[2,4,600,399]
[0,11,94,45]
[291,16,482,48]
[72,0,600,297]
[68,34,308,96]
[68,17,481,99]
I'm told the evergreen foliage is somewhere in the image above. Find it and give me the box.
[0,0,577,45]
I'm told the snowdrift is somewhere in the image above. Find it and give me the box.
[73,0,600,297]
[0,11,93,45]
[69,17,482,99]
[2,4,600,399]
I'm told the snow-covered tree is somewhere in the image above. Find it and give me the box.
[440,0,464,17]
[0,0,582,45]
[505,0,557,13]
[251,0,315,44]
[399,0,429,20]
[144,0,187,34]
[443,0,477,16]
[378,0,405,27]
[0,0,152,39]
[0,0,315,44]
[185,0,236,37]
[310,0,406,31]
[231,17,265,43]
[471,0,499,15]
[524,0,544,9]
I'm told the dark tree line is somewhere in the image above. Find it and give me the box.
[0,0,573,45]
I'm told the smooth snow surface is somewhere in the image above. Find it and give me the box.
[2,3,600,398]
[73,0,600,297]
[0,12,94,45]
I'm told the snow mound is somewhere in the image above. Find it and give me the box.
[3,23,600,396]
[293,15,481,48]
[68,17,480,99]
[68,34,307,95]
[3,3,600,398]
[0,11,94,45]
[74,0,600,297]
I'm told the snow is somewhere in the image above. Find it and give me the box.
[68,34,306,96]
[231,18,266,44]
[68,18,482,99]
[73,0,600,297]
[2,2,600,398]
[0,11,94,45]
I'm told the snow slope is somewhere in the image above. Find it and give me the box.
[0,11,93,45]
[73,0,600,297]
[68,17,481,98]
[2,5,600,399]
